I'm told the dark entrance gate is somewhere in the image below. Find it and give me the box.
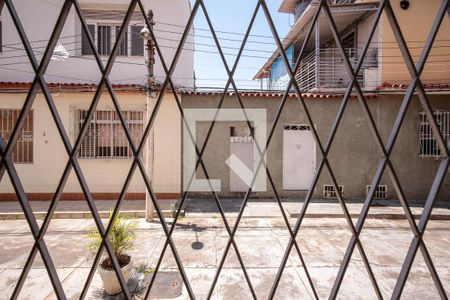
[1,0,449,299]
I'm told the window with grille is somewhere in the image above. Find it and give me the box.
[230,126,254,143]
[0,109,33,163]
[81,23,130,56]
[418,111,450,158]
[323,184,344,198]
[366,185,387,199]
[77,109,144,159]
[130,25,144,56]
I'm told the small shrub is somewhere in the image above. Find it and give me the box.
[87,211,136,270]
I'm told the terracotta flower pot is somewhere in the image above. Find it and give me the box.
[98,257,133,295]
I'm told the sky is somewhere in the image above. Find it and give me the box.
[189,0,292,90]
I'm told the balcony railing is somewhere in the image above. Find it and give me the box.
[295,47,379,92]
[329,0,357,4]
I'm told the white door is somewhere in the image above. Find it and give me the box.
[283,124,316,190]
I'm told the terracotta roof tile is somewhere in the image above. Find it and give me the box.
[378,82,450,91]
[179,90,378,99]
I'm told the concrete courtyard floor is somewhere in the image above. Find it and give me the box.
[1,216,450,299]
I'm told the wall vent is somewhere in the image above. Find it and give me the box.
[323,184,344,199]
[284,124,311,131]
[366,185,388,199]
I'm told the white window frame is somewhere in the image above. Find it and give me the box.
[418,111,450,159]
[82,21,131,57]
[77,109,144,159]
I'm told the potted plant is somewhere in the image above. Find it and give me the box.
[87,212,136,295]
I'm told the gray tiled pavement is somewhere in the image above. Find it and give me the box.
[0,217,449,299]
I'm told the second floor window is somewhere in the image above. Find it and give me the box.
[81,23,142,57]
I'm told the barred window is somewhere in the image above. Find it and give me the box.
[78,110,144,159]
[419,111,450,158]
[0,109,33,163]
[81,24,128,56]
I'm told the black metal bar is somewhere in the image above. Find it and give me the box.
[386,160,447,297]
[140,1,267,299]
[2,0,449,299]
[258,0,386,298]
[319,2,388,298]
[8,0,141,298]
[329,0,449,297]
[392,151,450,299]
[203,1,323,297]
[0,137,67,299]
[200,1,323,297]
[132,1,203,299]
[3,1,74,298]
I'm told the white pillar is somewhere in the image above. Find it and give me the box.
[146,95,155,221]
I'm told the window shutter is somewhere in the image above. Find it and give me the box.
[131,26,144,56]
[81,24,95,55]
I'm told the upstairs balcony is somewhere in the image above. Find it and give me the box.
[295,47,379,92]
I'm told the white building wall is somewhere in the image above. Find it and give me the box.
[0,0,195,88]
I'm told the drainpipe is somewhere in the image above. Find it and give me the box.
[141,10,156,221]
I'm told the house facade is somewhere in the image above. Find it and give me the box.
[180,0,450,200]
[254,0,450,92]
[181,91,450,201]
[0,0,193,200]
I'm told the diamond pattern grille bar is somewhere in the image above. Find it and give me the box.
[0,0,449,299]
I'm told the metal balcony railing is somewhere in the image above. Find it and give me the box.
[295,47,379,91]
[328,0,357,4]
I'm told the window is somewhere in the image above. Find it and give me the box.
[81,24,129,56]
[78,110,144,159]
[81,24,95,55]
[230,126,254,143]
[0,109,33,163]
[115,26,128,56]
[130,25,144,56]
[323,184,344,199]
[366,185,387,200]
[418,111,450,158]
[0,20,2,53]
[342,31,356,58]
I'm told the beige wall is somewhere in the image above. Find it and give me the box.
[380,0,450,84]
[152,93,182,194]
[0,91,181,198]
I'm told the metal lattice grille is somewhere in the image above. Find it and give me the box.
[1,0,450,299]
[77,109,144,159]
[0,109,33,163]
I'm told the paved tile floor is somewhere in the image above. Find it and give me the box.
[0,217,449,299]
